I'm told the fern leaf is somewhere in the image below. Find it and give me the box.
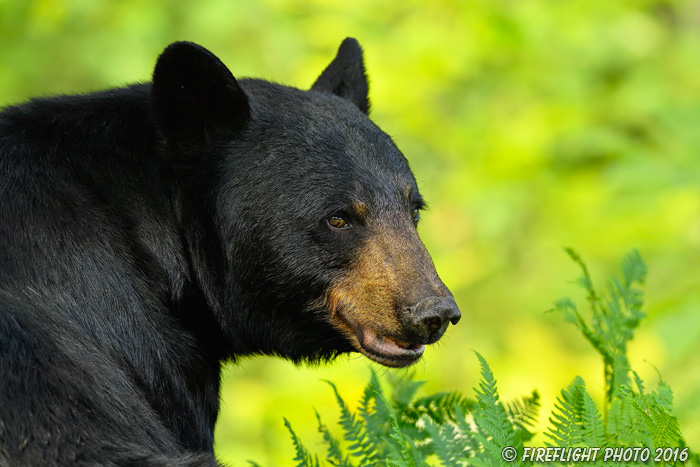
[611,387,655,448]
[469,431,503,467]
[472,352,518,460]
[360,370,385,420]
[324,380,376,464]
[386,370,426,410]
[565,248,602,314]
[620,249,647,288]
[405,391,476,425]
[546,376,585,447]
[606,398,638,447]
[285,418,321,467]
[422,416,469,467]
[505,390,540,442]
[556,250,650,404]
[579,388,606,446]
[374,390,423,467]
[631,370,645,394]
[654,380,674,411]
[356,371,391,464]
[629,399,683,449]
[550,297,580,324]
[315,410,351,467]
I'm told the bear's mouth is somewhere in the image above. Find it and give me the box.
[321,289,428,367]
[357,327,425,368]
[327,307,426,368]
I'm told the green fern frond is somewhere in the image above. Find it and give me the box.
[550,297,580,325]
[285,418,321,467]
[632,370,645,394]
[646,405,683,450]
[546,376,585,447]
[374,390,423,467]
[628,395,683,450]
[620,249,647,289]
[473,352,500,408]
[422,417,469,467]
[357,369,389,461]
[606,397,648,447]
[505,390,540,442]
[453,404,484,454]
[404,391,476,425]
[555,249,649,404]
[612,386,656,448]
[387,371,426,409]
[324,380,376,464]
[469,431,504,467]
[359,370,385,421]
[654,380,674,411]
[472,352,518,458]
[616,374,684,452]
[564,248,602,315]
[315,410,351,467]
[579,388,606,446]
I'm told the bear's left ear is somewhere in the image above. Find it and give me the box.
[151,41,250,152]
[311,38,370,115]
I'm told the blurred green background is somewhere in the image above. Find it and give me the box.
[2,0,699,464]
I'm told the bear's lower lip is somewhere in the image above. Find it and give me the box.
[358,328,424,368]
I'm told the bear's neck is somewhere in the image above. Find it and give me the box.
[6,83,231,451]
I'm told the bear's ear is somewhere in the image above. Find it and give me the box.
[151,41,250,152]
[311,38,370,114]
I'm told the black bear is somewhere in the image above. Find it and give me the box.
[0,39,460,466]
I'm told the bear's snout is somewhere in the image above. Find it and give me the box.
[404,296,461,344]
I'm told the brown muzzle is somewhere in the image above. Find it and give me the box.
[323,215,460,367]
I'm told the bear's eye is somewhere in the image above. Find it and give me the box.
[411,208,420,223]
[327,215,350,230]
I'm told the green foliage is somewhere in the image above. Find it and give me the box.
[315,410,349,467]
[471,351,520,463]
[551,248,646,403]
[505,390,540,443]
[280,251,697,466]
[284,418,320,467]
[546,376,586,448]
[325,380,377,465]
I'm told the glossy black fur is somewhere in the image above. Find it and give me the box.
[0,40,422,465]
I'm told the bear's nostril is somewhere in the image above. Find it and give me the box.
[422,316,443,332]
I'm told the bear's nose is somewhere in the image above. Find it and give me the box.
[406,296,461,341]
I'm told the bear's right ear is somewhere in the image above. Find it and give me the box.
[151,41,250,152]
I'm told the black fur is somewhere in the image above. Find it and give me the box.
[0,40,424,465]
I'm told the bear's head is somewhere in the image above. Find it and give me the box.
[151,39,460,368]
